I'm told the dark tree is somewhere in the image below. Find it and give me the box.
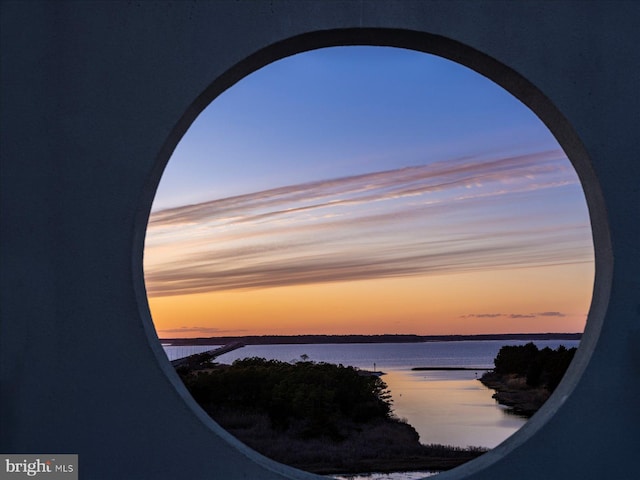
[492,343,576,392]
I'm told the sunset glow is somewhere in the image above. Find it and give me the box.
[144,46,594,338]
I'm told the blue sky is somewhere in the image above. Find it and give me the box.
[153,46,560,211]
[145,46,594,337]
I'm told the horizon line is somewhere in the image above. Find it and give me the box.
[160,332,583,342]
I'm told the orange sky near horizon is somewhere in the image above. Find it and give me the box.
[148,261,593,338]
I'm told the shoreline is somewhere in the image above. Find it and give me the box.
[180,360,487,474]
[478,372,550,417]
[477,343,576,417]
[214,408,486,475]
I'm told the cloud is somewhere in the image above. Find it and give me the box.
[158,326,244,333]
[148,150,571,228]
[462,312,566,320]
[145,233,591,297]
[145,150,593,297]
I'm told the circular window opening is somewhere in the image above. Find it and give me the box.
[143,46,594,478]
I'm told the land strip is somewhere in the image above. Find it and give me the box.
[478,343,577,417]
[163,332,581,346]
[478,372,550,417]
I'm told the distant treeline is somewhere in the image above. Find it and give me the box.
[164,332,582,346]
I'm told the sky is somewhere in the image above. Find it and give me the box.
[144,46,594,338]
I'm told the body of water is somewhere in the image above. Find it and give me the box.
[162,339,578,450]
[163,339,578,479]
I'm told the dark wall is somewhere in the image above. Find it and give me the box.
[1,1,638,479]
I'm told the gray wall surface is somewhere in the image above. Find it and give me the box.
[1,1,638,479]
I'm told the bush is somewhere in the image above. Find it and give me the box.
[181,357,393,438]
[492,343,576,392]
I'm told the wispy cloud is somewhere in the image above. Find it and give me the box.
[149,150,571,228]
[145,150,593,297]
[536,311,566,317]
[157,326,245,333]
[462,312,567,320]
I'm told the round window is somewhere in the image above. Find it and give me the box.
[144,46,594,478]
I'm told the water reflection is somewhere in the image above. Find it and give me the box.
[167,341,546,448]
[384,369,526,448]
